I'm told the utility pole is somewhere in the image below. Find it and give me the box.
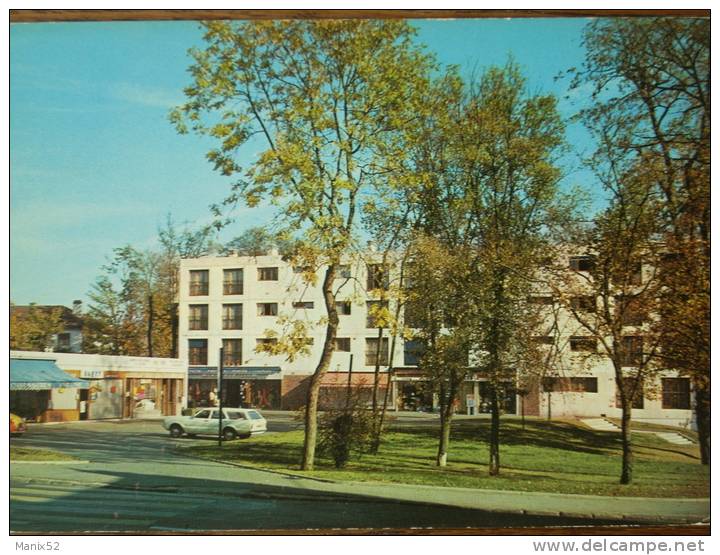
[344,353,354,409]
[218,347,224,447]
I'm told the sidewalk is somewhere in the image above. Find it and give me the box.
[308,479,710,525]
[191,450,710,526]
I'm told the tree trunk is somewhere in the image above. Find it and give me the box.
[301,264,338,471]
[437,385,452,467]
[371,326,384,413]
[147,294,154,357]
[489,385,500,475]
[372,367,393,454]
[170,302,179,358]
[694,383,710,465]
[620,401,633,484]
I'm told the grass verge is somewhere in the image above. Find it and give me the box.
[10,446,79,462]
[180,419,708,498]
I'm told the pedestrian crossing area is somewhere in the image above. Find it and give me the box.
[10,480,202,532]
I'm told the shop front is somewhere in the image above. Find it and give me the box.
[11,351,187,421]
[390,368,520,415]
[188,366,282,410]
[10,358,90,422]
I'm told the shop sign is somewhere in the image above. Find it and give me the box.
[80,369,104,379]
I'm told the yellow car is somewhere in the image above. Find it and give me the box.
[10,413,26,436]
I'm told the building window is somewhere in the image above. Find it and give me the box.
[56,332,71,351]
[615,295,645,326]
[615,377,644,409]
[293,265,314,275]
[367,264,389,291]
[531,336,555,346]
[569,255,596,272]
[528,295,554,305]
[336,265,351,279]
[366,300,388,328]
[334,338,351,352]
[189,304,209,330]
[256,337,278,347]
[662,378,691,409]
[258,267,279,281]
[619,336,643,367]
[222,304,243,330]
[569,336,597,352]
[365,338,389,366]
[337,301,352,315]
[542,377,558,392]
[569,377,598,393]
[403,339,425,366]
[257,303,278,316]
[570,296,596,313]
[189,270,209,296]
[188,339,208,365]
[292,301,314,309]
[222,339,242,367]
[223,269,244,295]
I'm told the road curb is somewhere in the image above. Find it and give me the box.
[10,460,89,465]
[170,450,707,525]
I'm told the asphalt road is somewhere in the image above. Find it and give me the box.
[10,418,627,533]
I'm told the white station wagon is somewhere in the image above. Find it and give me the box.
[163,408,267,441]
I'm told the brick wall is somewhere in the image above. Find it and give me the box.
[281,372,390,410]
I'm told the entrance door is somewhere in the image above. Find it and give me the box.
[78,389,89,421]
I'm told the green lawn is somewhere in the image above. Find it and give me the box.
[10,446,79,462]
[180,419,708,498]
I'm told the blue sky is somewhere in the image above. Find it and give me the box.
[10,18,600,306]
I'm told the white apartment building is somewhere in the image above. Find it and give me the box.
[177,251,695,428]
[178,251,400,410]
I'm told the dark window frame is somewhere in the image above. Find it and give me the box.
[223,268,244,295]
[222,303,243,330]
[569,336,597,352]
[403,339,425,366]
[367,264,389,291]
[258,267,279,281]
[334,337,351,352]
[257,302,278,316]
[188,339,208,366]
[662,378,691,409]
[569,255,596,272]
[188,304,209,331]
[365,337,390,366]
[189,270,209,296]
[222,338,243,367]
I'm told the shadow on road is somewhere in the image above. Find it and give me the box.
[10,467,635,534]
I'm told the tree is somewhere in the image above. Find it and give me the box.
[223,226,275,256]
[10,303,66,352]
[84,276,137,355]
[171,20,435,470]
[572,17,710,463]
[549,165,665,485]
[405,236,474,467]
[404,63,572,474]
[85,216,217,357]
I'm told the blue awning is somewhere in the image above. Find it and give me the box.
[10,358,90,391]
[188,366,281,379]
